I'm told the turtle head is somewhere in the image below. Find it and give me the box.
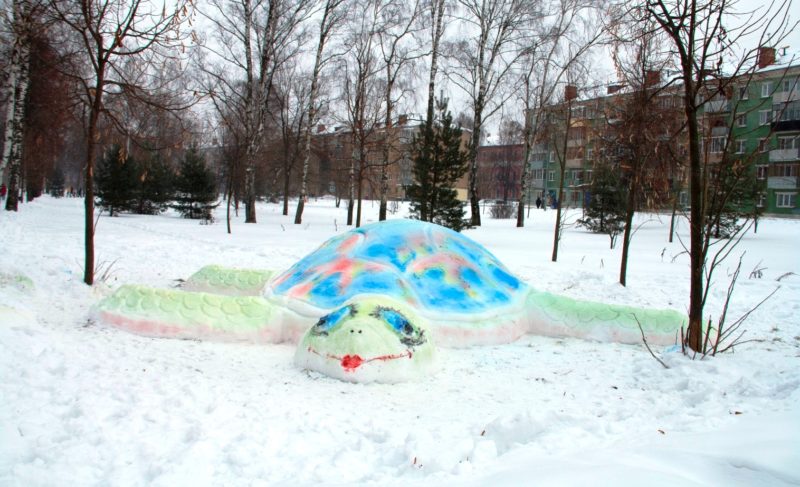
[294,297,437,383]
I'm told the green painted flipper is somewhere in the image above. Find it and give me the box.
[182,265,274,296]
[93,285,282,343]
[527,290,685,345]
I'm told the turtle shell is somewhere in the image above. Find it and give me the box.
[268,219,525,315]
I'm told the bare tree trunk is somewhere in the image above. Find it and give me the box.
[619,175,637,286]
[347,146,355,225]
[83,63,106,285]
[551,99,572,262]
[296,0,343,224]
[669,190,678,243]
[425,0,445,130]
[468,93,484,226]
[2,0,32,212]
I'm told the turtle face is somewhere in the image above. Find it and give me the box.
[294,297,436,383]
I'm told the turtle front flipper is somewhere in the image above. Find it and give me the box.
[526,289,685,346]
[181,265,274,296]
[93,285,283,343]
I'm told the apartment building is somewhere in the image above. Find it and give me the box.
[518,47,798,215]
[312,116,472,202]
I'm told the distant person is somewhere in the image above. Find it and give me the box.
[0,184,6,199]
[535,196,542,209]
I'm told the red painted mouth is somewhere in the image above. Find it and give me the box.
[341,354,364,371]
[306,347,413,372]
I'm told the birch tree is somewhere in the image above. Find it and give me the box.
[295,0,348,225]
[371,0,423,220]
[198,0,312,224]
[448,0,537,227]
[2,0,35,211]
[272,66,309,216]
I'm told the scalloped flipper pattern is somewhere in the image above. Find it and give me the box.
[94,285,281,343]
[182,265,274,296]
[527,290,685,345]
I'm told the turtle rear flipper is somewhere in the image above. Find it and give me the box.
[527,290,685,346]
[93,285,282,343]
[181,265,274,296]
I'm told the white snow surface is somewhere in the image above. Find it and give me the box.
[1,196,799,486]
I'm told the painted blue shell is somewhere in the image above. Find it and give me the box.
[269,219,525,314]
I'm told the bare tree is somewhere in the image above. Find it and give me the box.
[295,0,348,225]
[48,0,190,285]
[514,0,603,228]
[604,14,681,286]
[376,0,423,220]
[198,0,312,224]
[447,0,537,226]
[272,66,309,216]
[645,0,794,351]
[338,1,383,227]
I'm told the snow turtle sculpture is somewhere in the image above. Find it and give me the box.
[94,219,684,383]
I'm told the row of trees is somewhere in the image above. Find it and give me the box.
[95,145,218,221]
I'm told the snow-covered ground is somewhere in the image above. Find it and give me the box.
[1,196,798,486]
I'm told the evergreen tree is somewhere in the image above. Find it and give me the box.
[48,166,65,198]
[707,160,759,239]
[95,145,138,216]
[578,163,626,248]
[134,154,174,215]
[172,147,218,222]
[408,98,469,232]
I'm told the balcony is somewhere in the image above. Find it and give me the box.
[767,176,798,189]
[773,89,800,104]
[565,158,583,168]
[705,99,730,113]
[769,149,800,162]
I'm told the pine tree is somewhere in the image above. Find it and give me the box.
[408,98,469,232]
[95,145,138,216]
[134,154,173,215]
[172,147,218,222]
[578,163,626,248]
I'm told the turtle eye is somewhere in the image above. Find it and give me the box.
[379,308,414,335]
[375,307,427,347]
[311,304,354,335]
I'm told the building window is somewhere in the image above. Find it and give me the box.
[710,136,726,154]
[776,192,797,208]
[761,81,773,98]
[586,147,594,161]
[757,193,766,207]
[781,78,798,93]
[548,170,555,181]
[585,169,593,182]
[571,169,582,182]
[774,164,799,177]
[759,138,769,152]
[759,110,771,125]
[756,165,768,180]
[736,139,747,154]
[738,85,749,100]
[777,136,799,150]
[679,191,689,207]
[736,114,747,127]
